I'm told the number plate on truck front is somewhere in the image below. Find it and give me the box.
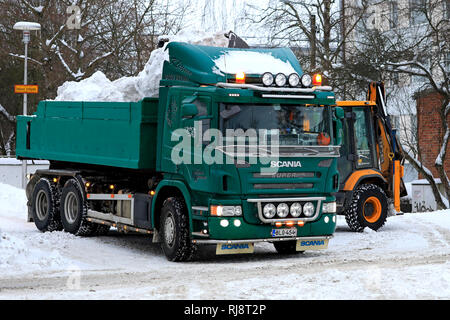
[271,228,297,237]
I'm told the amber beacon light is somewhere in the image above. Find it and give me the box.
[312,73,322,86]
[236,72,246,84]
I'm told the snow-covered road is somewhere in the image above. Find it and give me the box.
[1,182,449,299]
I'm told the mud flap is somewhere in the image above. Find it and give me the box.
[296,238,329,251]
[216,243,254,255]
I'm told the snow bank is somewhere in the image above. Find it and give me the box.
[0,182,27,221]
[0,233,68,275]
[54,30,229,102]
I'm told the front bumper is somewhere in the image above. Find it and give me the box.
[192,235,333,245]
[192,213,337,241]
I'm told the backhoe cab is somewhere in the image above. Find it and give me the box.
[335,82,407,232]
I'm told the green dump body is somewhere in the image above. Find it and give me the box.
[16,98,159,170]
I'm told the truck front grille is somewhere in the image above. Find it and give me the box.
[253,183,313,190]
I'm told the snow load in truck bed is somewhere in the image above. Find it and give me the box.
[54,30,230,102]
[54,30,300,102]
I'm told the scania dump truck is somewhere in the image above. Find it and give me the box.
[16,42,343,261]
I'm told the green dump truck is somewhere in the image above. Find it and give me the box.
[16,42,343,261]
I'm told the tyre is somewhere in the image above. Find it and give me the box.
[345,184,388,232]
[273,241,302,255]
[60,179,97,236]
[31,178,63,232]
[160,197,196,262]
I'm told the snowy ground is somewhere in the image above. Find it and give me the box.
[0,182,449,300]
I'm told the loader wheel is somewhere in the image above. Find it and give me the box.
[60,179,97,236]
[345,184,388,232]
[31,178,63,232]
[160,197,196,262]
[273,241,303,255]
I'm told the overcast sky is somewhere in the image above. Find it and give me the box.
[181,0,270,44]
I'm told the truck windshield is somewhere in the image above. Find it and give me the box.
[219,104,332,146]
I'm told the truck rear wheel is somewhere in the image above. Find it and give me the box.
[31,178,63,232]
[345,184,388,232]
[160,197,196,262]
[60,179,97,236]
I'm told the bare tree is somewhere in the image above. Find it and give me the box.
[0,0,191,156]
[347,0,449,208]
[246,0,368,98]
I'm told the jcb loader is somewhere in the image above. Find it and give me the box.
[335,82,407,232]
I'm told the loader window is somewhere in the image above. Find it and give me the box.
[354,108,373,168]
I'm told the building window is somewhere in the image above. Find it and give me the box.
[390,1,398,29]
[444,52,450,72]
[410,0,427,25]
[445,0,450,20]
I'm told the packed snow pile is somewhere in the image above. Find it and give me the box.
[213,51,297,75]
[54,30,229,102]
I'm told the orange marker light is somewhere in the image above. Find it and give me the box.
[286,221,295,227]
[236,72,246,84]
[312,73,322,86]
[297,221,305,227]
[275,222,283,227]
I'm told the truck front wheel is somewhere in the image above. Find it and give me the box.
[31,178,63,232]
[60,179,97,236]
[160,197,196,262]
[345,184,388,232]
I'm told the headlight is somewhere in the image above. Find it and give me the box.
[211,205,242,217]
[275,73,287,87]
[261,72,274,86]
[290,202,302,217]
[263,203,276,219]
[288,73,300,87]
[303,202,315,217]
[322,202,337,213]
[301,74,312,87]
[277,203,289,218]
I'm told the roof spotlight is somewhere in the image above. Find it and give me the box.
[300,74,312,87]
[261,72,274,86]
[288,73,300,87]
[275,73,287,87]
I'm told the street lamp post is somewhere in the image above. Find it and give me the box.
[13,21,41,190]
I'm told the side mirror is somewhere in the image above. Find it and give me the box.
[333,107,344,146]
[334,107,344,120]
[182,103,198,119]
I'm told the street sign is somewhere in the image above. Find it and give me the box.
[14,85,39,94]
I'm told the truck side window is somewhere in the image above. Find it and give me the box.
[183,97,211,146]
[354,108,373,168]
[194,99,210,132]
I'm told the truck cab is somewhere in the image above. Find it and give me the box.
[17,42,343,261]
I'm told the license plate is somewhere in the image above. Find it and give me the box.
[271,228,297,237]
[296,238,329,251]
